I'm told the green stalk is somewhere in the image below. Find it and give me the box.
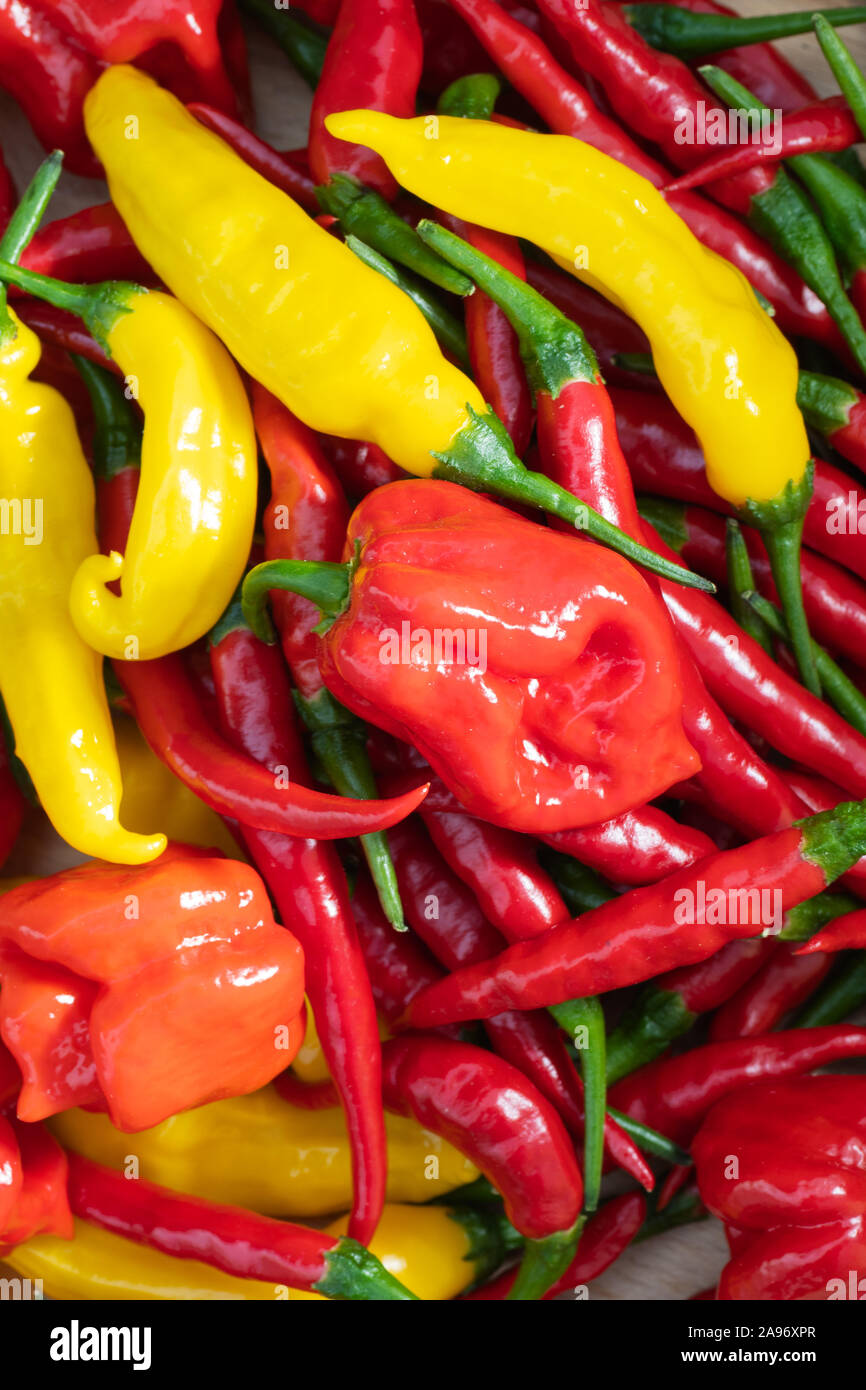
[238,0,329,88]
[438,73,502,120]
[0,258,140,356]
[242,558,352,643]
[746,590,866,734]
[319,174,473,296]
[778,889,861,942]
[345,236,470,369]
[792,951,866,1025]
[725,519,773,656]
[605,986,696,1085]
[314,1236,419,1299]
[625,3,866,59]
[505,1219,584,1301]
[538,848,616,913]
[814,13,866,142]
[608,1109,691,1166]
[0,151,63,345]
[550,997,606,1212]
[72,355,141,476]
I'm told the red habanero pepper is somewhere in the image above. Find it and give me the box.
[421,220,800,842]
[637,497,866,670]
[65,1154,417,1299]
[0,1113,72,1251]
[254,383,407,931]
[244,480,698,835]
[18,203,153,285]
[209,599,388,1247]
[709,944,833,1039]
[443,0,838,347]
[463,1190,646,1300]
[308,0,423,198]
[664,96,859,193]
[0,1111,22,1235]
[188,104,319,212]
[84,378,428,843]
[0,853,306,1132]
[381,1033,584,1299]
[609,1025,866,1148]
[403,801,866,1027]
[385,816,653,1192]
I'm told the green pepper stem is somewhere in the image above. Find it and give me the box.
[0,151,63,345]
[746,589,866,733]
[797,798,866,886]
[418,218,598,396]
[346,235,470,369]
[792,952,866,1027]
[635,497,689,554]
[725,519,773,657]
[608,1108,692,1166]
[447,1204,524,1287]
[237,0,328,88]
[539,848,616,914]
[433,406,716,592]
[72,355,141,478]
[814,14,866,143]
[438,73,502,120]
[550,998,606,1212]
[604,987,696,1084]
[242,559,352,644]
[778,889,861,942]
[626,3,866,59]
[0,257,139,356]
[314,1235,419,1300]
[505,1219,584,1301]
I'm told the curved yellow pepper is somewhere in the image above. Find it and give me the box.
[5,1204,481,1301]
[325,112,809,509]
[66,291,257,660]
[0,311,164,864]
[113,713,241,858]
[83,65,485,478]
[49,1086,478,1218]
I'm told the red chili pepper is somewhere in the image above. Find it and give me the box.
[796,907,866,955]
[65,1153,416,1298]
[209,603,387,1246]
[462,1190,646,1300]
[0,147,14,233]
[403,801,866,1027]
[0,1111,72,1252]
[444,0,840,348]
[348,866,453,1028]
[709,944,833,1039]
[309,0,423,197]
[12,299,115,372]
[544,808,716,887]
[188,104,319,212]
[639,496,866,670]
[664,96,858,193]
[524,260,656,389]
[284,0,340,23]
[381,1033,583,1297]
[610,1026,866,1148]
[780,769,866,901]
[318,434,407,496]
[0,852,306,1132]
[0,736,25,871]
[417,0,497,91]
[17,202,153,285]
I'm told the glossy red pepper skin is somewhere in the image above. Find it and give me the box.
[0,1112,72,1252]
[657,938,778,1018]
[18,202,153,285]
[12,300,115,371]
[545,807,715,887]
[381,1033,583,1239]
[797,906,866,955]
[349,867,450,1027]
[403,812,855,1027]
[210,618,387,1246]
[611,1026,866,1148]
[318,434,407,497]
[463,1190,646,1300]
[188,104,319,212]
[717,1217,866,1301]
[709,944,833,1039]
[524,261,656,389]
[309,0,423,197]
[316,480,697,834]
[445,0,838,347]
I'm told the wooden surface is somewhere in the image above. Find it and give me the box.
[1,1,865,1301]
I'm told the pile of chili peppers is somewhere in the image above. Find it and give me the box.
[1,0,866,1304]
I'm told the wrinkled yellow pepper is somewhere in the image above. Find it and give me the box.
[49,1086,478,1218]
[326,112,809,510]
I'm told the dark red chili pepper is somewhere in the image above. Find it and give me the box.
[709,944,833,1039]
[381,1033,583,1298]
[609,1025,866,1147]
[445,0,840,348]
[780,770,866,901]
[462,1190,646,1300]
[524,260,656,389]
[796,907,866,955]
[66,1153,416,1298]
[664,96,858,192]
[208,599,387,1247]
[317,434,407,496]
[638,497,866,670]
[17,202,152,285]
[188,104,319,212]
[0,148,14,234]
[0,732,25,871]
[403,801,866,1027]
[545,808,715,888]
[13,299,115,372]
[348,867,455,1028]
[78,370,429,842]
[309,0,423,198]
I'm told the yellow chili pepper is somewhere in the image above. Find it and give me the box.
[113,713,241,858]
[75,64,711,595]
[49,1086,478,1217]
[0,273,257,666]
[5,1202,513,1300]
[324,110,820,694]
[0,309,165,864]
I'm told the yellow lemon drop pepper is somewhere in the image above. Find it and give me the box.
[325,110,820,695]
[73,64,711,595]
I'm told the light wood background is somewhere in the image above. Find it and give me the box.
[0,1,864,1300]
